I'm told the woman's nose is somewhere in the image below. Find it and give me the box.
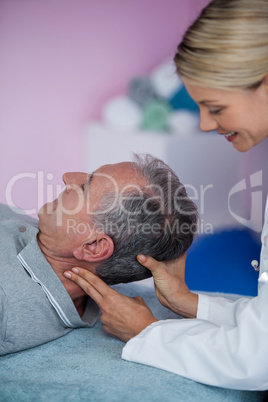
[62,172,88,187]
[199,110,219,132]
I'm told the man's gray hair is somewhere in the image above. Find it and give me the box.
[94,154,198,285]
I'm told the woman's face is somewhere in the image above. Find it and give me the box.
[184,79,268,152]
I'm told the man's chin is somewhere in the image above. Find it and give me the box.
[38,200,58,217]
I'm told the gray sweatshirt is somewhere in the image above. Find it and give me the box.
[0,204,99,355]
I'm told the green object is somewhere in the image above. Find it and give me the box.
[142,100,171,131]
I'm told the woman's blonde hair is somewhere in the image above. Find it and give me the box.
[174,0,268,90]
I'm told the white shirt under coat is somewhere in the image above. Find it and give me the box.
[122,197,268,391]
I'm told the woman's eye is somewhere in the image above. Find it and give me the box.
[209,108,223,115]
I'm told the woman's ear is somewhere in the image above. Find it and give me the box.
[73,235,114,262]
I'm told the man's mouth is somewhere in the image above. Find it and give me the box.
[53,199,58,210]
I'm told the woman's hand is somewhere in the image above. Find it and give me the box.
[64,268,158,342]
[137,252,198,318]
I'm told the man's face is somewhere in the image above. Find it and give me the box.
[38,162,145,258]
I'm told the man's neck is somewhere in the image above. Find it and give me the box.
[36,235,90,317]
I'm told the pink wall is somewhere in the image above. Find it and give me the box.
[0,0,209,215]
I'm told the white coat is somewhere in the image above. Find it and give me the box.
[122,197,268,390]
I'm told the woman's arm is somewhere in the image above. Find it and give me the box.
[122,284,268,391]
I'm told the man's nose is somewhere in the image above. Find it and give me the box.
[199,110,218,132]
[62,172,88,187]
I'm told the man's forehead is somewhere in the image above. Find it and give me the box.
[98,161,134,172]
[93,161,145,187]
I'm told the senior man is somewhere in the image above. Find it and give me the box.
[0,154,197,355]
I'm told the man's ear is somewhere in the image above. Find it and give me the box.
[73,235,114,262]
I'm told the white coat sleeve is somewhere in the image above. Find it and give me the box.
[197,293,252,326]
[122,283,268,390]
[122,199,268,391]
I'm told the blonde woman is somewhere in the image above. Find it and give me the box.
[65,0,268,390]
